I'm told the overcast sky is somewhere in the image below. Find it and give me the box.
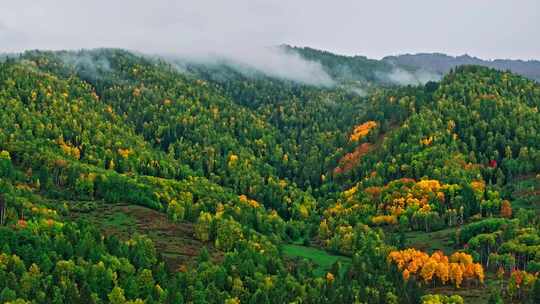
[1,0,539,60]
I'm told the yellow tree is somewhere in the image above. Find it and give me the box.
[194,212,213,242]
[449,263,463,288]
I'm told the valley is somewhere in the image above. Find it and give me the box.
[0,47,539,303]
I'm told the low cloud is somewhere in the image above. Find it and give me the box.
[343,87,367,97]
[378,67,441,85]
[59,52,112,76]
[163,46,335,86]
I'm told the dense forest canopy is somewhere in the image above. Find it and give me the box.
[0,47,539,304]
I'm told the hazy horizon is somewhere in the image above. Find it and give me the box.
[1,1,539,61]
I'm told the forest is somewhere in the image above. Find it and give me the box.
[0,47,539,304]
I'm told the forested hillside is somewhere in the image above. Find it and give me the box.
[0,48,539,303]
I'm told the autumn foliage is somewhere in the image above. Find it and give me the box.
[388,249,484,288]
[349,121,377,142]
[238,194,261,208]
[500,200,512,218]
[470,180,486,193]
[371,215,398,226]
[334,143,371,175]
[507,269,537,299]
[379,179,450,217]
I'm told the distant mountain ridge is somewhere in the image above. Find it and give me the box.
[286,46,540,86]
[383,53,540,82]
[285,46,442,88]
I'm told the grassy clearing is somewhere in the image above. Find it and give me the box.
[101,212,136,231]
[70,203,222,270]
[282,244,351,276]
[404,227,456,255]
[426,273,502,304]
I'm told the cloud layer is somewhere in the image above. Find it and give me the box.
[1,1,538,86]
[378,67,441,86]
[1,0,539,60]
[166,46,335,86]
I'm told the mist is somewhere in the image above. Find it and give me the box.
[2,1,538,88]
[162,45,335,86]
[58,51,112,80]
[346,87,367,97]
[377,67,441,86]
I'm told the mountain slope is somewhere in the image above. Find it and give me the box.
[1,48,539,303]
